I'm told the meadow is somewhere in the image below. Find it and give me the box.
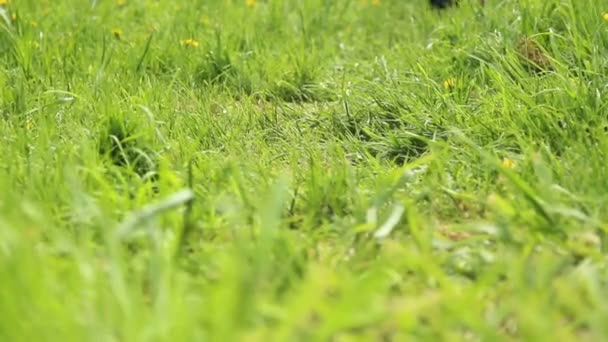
[1,0,608,340]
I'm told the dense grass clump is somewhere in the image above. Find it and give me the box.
[1,0,608,340]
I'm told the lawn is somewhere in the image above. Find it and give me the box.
[1,0,608,340]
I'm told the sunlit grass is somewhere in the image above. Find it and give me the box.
[1,0,608,340]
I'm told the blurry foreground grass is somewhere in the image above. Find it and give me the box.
[1,0,608,340]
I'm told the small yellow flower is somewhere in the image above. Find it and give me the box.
[603,12,608,21]
[25,117,34,131]
[246,0,256,7]
[30,21,38,27]
[0,0,8,5]
[372,0,381,5]
[442,78,456,90]
[11,13,16,21]
[181,38,199,48]
[111,28,123,40]
[117,0,127,6]
[502,158,516,169]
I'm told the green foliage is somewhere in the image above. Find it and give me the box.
[1,0,608,340]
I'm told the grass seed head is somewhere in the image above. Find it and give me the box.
[516,36,552,73]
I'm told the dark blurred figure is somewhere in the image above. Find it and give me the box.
[430,0,484,9]
[430,0,457,8]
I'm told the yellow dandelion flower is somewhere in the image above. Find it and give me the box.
[502,158,516,169]
[246,0,256,8]
[111,28,123,40]
[443,78,456,90]
[181,38,199,48]
[0,0,8,5]
[603,12,608,21]
[372,0,381,5]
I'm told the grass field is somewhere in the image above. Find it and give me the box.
[1,0,608,340]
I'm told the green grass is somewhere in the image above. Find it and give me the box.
[1,0,608,340]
